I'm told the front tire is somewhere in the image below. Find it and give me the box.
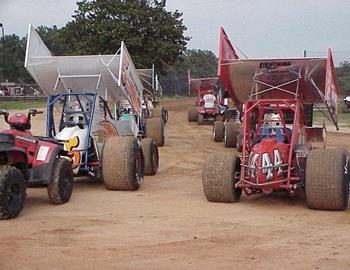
[305,149,349,210]
[198,114,204,125]
[188,107,198,122]
[102,136,145,191]
[0,166,26,220]
[142,138,159,176]
[146,117,165,146]
[47,158,74,205]
[224,122,241,148]
[213,121,224,142]
[202,153,242,203]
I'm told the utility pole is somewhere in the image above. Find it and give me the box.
[0,23,4,83]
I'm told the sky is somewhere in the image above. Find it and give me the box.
[1,0,350,62]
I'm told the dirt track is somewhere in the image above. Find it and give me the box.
[0,98,349,270]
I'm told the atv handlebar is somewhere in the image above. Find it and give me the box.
[0,110,9,123]
[28,109,44,116]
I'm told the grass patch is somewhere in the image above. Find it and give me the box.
[0,101,47,110]
[313,100,350,128]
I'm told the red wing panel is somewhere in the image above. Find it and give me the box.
[218,27,239,104]
[188,76,218,96]
[324,48,339,128]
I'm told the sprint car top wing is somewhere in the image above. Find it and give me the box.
[188,70,218,96]
[218,27,340,128]
[25,24,144,116]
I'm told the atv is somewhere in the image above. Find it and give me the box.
[0,109,73,219]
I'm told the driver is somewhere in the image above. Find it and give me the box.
[203,90,216,109]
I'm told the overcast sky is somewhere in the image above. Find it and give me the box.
[1,0,350,61]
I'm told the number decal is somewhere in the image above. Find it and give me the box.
[64,136,80,168]
[250,153,259,179]
[249,149,284,180]
[262,153,273,180]
[273,149,283,176]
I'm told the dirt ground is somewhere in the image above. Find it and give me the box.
[0,98,349,270]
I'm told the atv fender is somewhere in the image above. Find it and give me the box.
[28,145,69,186]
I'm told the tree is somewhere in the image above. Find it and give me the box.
[161,49,218,96]
[336,61,350,95]
[36,26,70,56]
[61,0,189,72]
[0,34,32,83]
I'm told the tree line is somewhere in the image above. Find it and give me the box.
[0,0,217,96]
[0,0,349,96]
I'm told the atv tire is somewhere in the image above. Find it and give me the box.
[102,136,144,191]
[213,121,224,142]
[188,107,198,122]
[305,149,349,210]
[202,153,242,203]
[146,117,165,146]
[47,158,74,205]
[0,166,26,220]
[197,113,204,125]
[142,138,159,175]
[224,122,241,148]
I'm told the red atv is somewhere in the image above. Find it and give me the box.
[187,71,222,124]
[0,109,73,219]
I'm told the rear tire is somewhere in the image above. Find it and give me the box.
[102,136,144,191]
[224,122,241,148]
[188,107,198,122]
[142,138,159,175]
[202,153,242,203]
[213,121,224,142]
[47,158,74,205]
[152,107,163,118]
[305,149,349,210]
[0,166,26,220]
[236,129,243,152]
[146,117,165,146]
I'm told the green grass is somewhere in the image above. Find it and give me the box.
[313,100,350,128]
[0,101,47,110]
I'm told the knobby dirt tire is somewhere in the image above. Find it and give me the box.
[202,153,242,203]
[102,136,144,191]
[146,117,165,146]
[47,158,74,205]
[0,166,26,220]
[305,149,349,211]
[142,138,159,176]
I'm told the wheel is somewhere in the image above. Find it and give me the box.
[188,107,198,122]
[0,166,26,219]
[224,122,241,148]
[202,153,242,202]
[152,107,162,118]
[305,149,349,210]
[142,138,159,175]
[216,114,224,122]
[197,114,204,125]
[236,129,243,152]
[213,121,224,142]
[102,136,144,191]
[146,117,165,146]
[163,108,169,124]
[47,158,74,205]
